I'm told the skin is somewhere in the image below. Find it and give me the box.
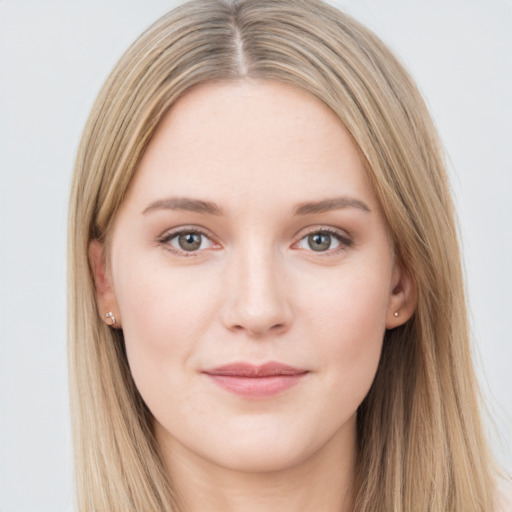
[90,80,415,512]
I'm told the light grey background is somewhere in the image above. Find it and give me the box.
[0,1,510,510]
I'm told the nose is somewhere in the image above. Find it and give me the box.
[220,245,293,337]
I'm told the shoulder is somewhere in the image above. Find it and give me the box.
[495,476,512,512]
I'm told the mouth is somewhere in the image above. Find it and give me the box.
[202,362,309,398]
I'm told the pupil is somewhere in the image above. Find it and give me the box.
[179,233,201,251]
[308,233,331,251]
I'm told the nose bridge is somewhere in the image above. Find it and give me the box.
[223,236,291,335]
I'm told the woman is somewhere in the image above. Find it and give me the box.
[68,0,509,510]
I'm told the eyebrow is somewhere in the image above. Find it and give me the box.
[142,195,371,216]
[143,197,223,216]
[293,196,371,215]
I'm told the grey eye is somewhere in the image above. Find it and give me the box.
[166,231,214,252]
[297,232,341,252]
[177,232,202,251]
[308,233,333,251]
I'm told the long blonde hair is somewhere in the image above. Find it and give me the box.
[68,0,496,510]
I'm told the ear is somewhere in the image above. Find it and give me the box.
[89,240,121,328]
[385,261,416,329]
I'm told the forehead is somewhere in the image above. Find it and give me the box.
[125,79,376,210]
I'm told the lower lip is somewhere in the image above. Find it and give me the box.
[205,374,307,398]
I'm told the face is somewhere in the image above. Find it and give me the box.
[91,80,413,475]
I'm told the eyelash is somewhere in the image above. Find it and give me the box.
[158,227,217,257]
[157,226,353,257]
[296,227,353,255]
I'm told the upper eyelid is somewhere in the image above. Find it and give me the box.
[293,225,352,241]
[159,225,216,241]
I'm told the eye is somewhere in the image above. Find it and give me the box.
[295,229,351,253]
[160,229,217,254]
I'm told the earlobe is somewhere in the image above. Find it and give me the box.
[385,262,416,329]
[89,240,121,328]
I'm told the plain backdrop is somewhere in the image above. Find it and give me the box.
[0,1,510,511]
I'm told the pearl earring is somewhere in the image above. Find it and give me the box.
[105,312,116,325]
[394,311,399,317]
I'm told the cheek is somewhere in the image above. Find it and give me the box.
[111,257,220,400]
[299,263,390,404]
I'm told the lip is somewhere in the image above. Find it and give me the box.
[202,362,308,398]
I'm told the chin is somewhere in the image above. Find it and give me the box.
[204,436,315,474]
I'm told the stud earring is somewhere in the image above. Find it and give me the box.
[105,312,116,325]
[394,311,399,317]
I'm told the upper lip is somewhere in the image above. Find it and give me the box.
[203,362,308,377]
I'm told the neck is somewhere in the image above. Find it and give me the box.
[157,417,357,512]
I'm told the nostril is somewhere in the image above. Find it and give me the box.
[229,322,287,336]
